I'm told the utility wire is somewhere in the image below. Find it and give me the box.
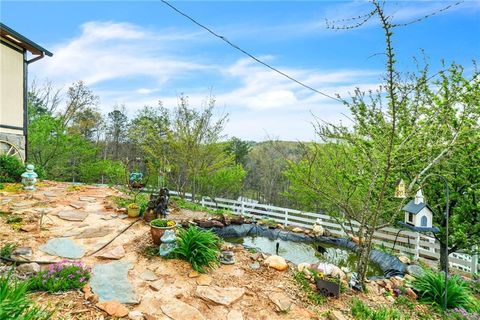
[160,0,343,103]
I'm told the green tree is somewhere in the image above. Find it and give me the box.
[285,2,479,287]
[225,137,252,166]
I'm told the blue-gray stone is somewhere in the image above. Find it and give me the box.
[39,238,85,259]
[90,261,137,304]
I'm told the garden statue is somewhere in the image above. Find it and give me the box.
[159,229,176,257]
[21,164,38,191]
[144,188,170,222]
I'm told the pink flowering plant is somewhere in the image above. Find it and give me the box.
[27,260,91,293]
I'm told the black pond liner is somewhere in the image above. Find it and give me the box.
[207,223,406,279]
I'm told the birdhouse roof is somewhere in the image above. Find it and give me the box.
[401,200,434,215]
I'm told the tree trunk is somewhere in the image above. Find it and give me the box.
[439,240,449,273]
[355,228,373,288]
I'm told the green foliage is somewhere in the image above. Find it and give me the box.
[150,219,175,228]
[27,260,91,293]
[172,226,221,273]
[171,196,234,216]
[394,295,415,311]
[78,159,125,185]
[448,308,480,320]
[0,155,24,183]
[0,273,52,319]
[0,243,17,258]
[293,271,326,305]
[197,164,246,200]
[411,269,477,311]
[6,215,22,224]
[350,298,404,320]
[0,183,4,189]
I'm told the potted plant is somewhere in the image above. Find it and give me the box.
[127,202,140,217]
[150,219,176,245]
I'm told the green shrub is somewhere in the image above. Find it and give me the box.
[0,183,4,190]
[0,155,24,183]
[350,298,404,320]
[28,260,91,293]
[0,243,16,259]
[172,226,221,273]
[411,269,476,311]
[0,273,52,319]
[150,219,175,228]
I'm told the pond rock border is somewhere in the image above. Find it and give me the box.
[203,223,406,279]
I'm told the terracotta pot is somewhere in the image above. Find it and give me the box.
[127,206,140,218]
[150,223,176,245]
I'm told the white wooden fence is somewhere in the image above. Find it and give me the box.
[166,191,479,275]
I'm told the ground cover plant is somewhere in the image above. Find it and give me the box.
[0,273,52,320]
[172,226,221,273]
[350,298,404,320]
[150,219,175,227]
[28,260,91,293]
[0,155,24,183]
[411,268,478,311]
[293,271,326,305]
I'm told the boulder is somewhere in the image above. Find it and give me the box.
[264,255,288,271]
[96,301,129,317]
[406,265,425,278]
[195,285,245,306]
[193,219,225,228]
[17,262,40,274]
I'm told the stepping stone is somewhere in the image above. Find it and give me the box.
[11,201,36,209]
[69,203,84,209]
[74,226,113,239]
[63,229,83,237]
[58,211,88,221]
[90,261,137,304]
[160,299,205,320]
[94,246,125,260]
[269,292,293,312]
[195,286,245,306]
[79,196,96,202]
[196,275,212,286]
[39,238,85,259]
[43,192,57,197]
[139,270,158,281]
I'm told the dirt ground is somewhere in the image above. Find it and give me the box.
[0,182,435,320]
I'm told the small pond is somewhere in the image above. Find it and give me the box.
[226,235,383,277]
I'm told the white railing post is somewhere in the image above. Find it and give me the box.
[414,233,420,260]
[284,209,289,226]
[201,197,205,208]
[472,245,479,276]
[241,200,245,216]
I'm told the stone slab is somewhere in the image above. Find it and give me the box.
[58,211,88,221]
[90,261,137,304]
[39,238,85,259]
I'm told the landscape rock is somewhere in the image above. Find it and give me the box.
[195,285,245,306]
[328,310,348,320]
[398,256,411,264]
[406,265,424,278]
[264,255,288,271]
[57,210,88,221]
[193,219,224,228]
[79,196,96,202]
[227,309,244,320]
[128,310,144,320]
[149,279,165,291]
[75,226,114,239]
[188,271,200,278]
[17,262,40,274]
[96,301,129,317]
[269,292,293,312]
[20,225,37,232]
[249,262,260,270]
[196,274,213,286]
[405,288,417,300]
[69,203,84,209]
[90,261,137,304]
[160,299,205,320]
[139,269,158,281]
[94,246,125,260]
[291,227,303,233]
[312,224,324,237]
[297,262,310,273]
[11,246,33,260]
[39,238,85,259]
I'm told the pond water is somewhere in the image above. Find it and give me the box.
[226,236,383,277]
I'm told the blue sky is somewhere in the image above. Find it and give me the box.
[2,1,479,141]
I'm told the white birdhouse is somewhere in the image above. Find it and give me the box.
[400,189,438,233]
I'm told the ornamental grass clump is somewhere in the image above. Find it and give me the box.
[1,273,52,320]
[172,226,221,273]
[411,268,477,311]
[28,260,91,293]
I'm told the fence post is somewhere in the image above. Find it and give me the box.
[414,233,420,261]
[241,200,245,216]
[284,209,289,226]
[201,197,205,208]
[472,245,479,276]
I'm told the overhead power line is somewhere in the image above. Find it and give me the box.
[160,0,342,103]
